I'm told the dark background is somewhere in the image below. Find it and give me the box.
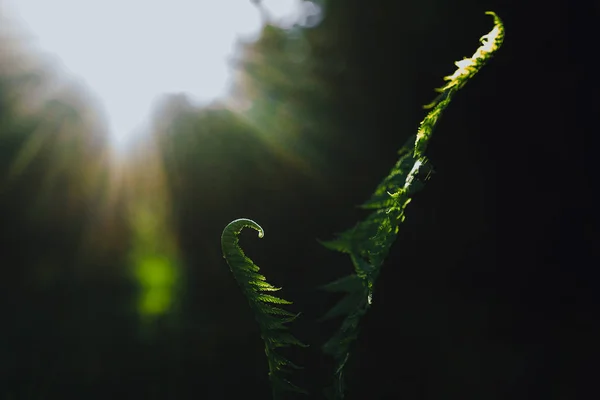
[0,0,597,399]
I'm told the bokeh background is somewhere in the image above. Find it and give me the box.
[0,0,596,399]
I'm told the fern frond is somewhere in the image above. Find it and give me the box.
[320,12,504,399]
[221,218,307,399]
[416,11,505,156]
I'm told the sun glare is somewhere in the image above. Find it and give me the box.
[4,0,322,150]
[2,0,323,320]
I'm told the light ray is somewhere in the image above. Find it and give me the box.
[4,0,322,151]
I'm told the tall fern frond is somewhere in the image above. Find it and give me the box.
[221,218,307,399]
[319,12,504,399]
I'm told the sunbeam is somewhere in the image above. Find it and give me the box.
[0,0,324,324]
[4,0,321,151]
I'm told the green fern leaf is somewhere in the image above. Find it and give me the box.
[319,291,367,321]
[320,12,505,399]
[221,218,307,399]
[320,274,363,293]
[262,304,298,317]
[317,236,352,254]
[257,294,293,304]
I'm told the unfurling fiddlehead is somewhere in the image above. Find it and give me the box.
[221,218,307,399]
[319,12,505,399]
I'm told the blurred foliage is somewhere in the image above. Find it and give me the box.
[1,2,363,397]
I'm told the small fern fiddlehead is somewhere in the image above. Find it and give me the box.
[319,12,505,399]
[221,218,307,399]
